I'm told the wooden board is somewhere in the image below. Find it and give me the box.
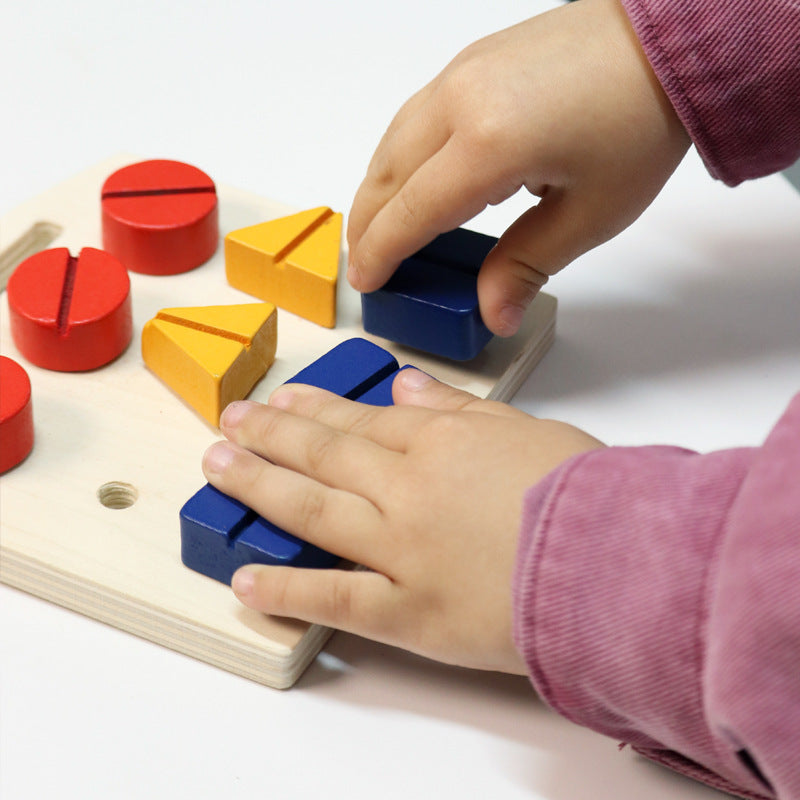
[0,155,556,688]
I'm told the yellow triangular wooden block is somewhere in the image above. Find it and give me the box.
[156,303,277,344]
[141,303,277,426]
[225,207,342,328]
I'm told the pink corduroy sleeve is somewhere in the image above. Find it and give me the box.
[513,394,800,800]
[620,0,800,185]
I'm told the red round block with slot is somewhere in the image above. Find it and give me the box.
[101,159,218,275]
[0,356,34,473]
[7,247,133,372]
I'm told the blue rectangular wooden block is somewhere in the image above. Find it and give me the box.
[415,227,496,273]
[361,227,496,361]
[180,339,403,585]
[287,337,398,398]
[180,484,339,584]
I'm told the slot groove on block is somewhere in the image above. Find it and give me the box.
[56,254,78,335]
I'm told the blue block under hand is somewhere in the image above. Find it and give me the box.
[180,484,339,584]
[287,337,398,398]
[356,364,416,406]
[361,227,496,361]
[180,338,406,585]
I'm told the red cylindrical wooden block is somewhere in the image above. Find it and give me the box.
[7,247,133,372]
[0,356,34,473]
[101,159,218,275]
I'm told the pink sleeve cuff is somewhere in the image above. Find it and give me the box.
[620,0,800,184]
[512,444,771,798]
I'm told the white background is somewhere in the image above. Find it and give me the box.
[2,1,799,798]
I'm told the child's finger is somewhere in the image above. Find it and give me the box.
[476,187,608,336]
[266,386,433,453]
[367,80,439,165]
[347,85,443,255]
[349,134,519,293]
[202,441,386,566]
[232,564,400,641]
[218,401,401,501]
[391,368,521,418]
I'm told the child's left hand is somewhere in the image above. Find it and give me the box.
[202,369,603,674]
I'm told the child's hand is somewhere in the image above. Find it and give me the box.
[202,370,603,674]
[347,0,689,337]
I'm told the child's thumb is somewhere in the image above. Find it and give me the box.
[477,188,611,336]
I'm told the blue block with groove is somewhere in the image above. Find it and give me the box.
[287,337,398,398]
[361,227,496,361]
[180,485,338,584]
[357,364,416,406]
[180,338,402,584]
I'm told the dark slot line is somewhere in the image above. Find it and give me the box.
[227,510,259,547]
[57,255,79,336]
[344,360,400,400]
[272,208,334,264]
[154,313,252,348]
[102,186,215,199]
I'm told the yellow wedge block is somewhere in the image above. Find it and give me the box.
[224,207,342,328]
[141,303,277,426]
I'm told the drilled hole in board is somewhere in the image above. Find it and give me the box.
[97,481,138,510]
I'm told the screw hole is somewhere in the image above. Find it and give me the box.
[97,481,138,509]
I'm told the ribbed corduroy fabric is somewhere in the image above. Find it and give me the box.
[511,3,800,795]
[513,395,800,798]
[621,0,800,184]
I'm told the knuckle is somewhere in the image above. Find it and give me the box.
[440,70,509,152]
[253,405,287,447]
[418,412,464,447]
[368,149,397,190]
[295,487,329,537]
[490,243,551,287]
[510,257,549,297]
[303,428,340,476]
[464,111,507,154]
[288,389,328,418]
[395,184,423,233]
[344,405,381,437]
[329,578,354,624]
[240,457,270,499]
[442,48,485,100]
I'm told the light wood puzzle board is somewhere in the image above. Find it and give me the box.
[0,155,556,688]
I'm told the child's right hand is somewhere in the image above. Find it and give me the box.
[202,370,604,674]
[347,0,690,337]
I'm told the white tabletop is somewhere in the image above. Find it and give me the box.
[2,2,799,798]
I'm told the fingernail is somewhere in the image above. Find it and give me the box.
[232,567,255,598]
[268,387,295,409]
[220,400,249,429]
[398,368,434,391]
[497,304,525,336]
[203,441,235,475]
[347,262,361,289]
